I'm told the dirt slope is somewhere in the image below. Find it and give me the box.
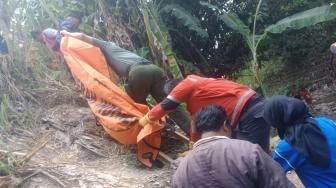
[1,82,335,188]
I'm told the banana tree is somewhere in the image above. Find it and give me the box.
[142,3,180,78]
[201,1,336,93]
[140,0,209,79]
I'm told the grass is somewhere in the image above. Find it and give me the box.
[0,140,17,176]
[0,154,16,176]
[0,95,12,133]
[0,54,37,177]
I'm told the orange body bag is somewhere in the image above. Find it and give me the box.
[60,36,163,167]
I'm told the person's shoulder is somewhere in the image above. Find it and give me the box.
[314,117,336,138]
[194,138,259,155]
[218,138,261,154]
[186,74,202,81]
[174,75,201,88]
[273,139,300,162]
[275,139,293,152]
[227,138,257,147]
[315,117,336,126]
[174,147,208,172]
[184,74,212,87]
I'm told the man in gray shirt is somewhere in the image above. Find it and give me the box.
[172,105,294,188]
[61,31,190,133]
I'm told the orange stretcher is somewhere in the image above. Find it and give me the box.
[60,36,164,167]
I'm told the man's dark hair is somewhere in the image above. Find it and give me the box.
[195,105,228,134]
[163,78,183,95]
[31,30,42,41]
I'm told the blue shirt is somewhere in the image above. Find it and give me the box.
[274,117,336,188]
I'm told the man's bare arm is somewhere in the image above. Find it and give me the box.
[60,31,93,44]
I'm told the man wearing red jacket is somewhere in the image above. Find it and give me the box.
[139,74,270,151]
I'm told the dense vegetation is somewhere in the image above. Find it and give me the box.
[1,0,336,88]
[0,0,335,178]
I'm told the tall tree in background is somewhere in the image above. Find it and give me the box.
[1,0,336,94]
[201,1,336,93]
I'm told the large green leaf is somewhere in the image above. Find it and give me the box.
[218,13,251,38]
[200,1,253,48]
[199,1,217,10]
[142,2,183,79]
[266,4,336,34]
[162,4,208,38]
[200,2,251,36]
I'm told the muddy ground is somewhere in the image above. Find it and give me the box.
[1,82,335,188]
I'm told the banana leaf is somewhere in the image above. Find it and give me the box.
[162,4,208,38]
[266,4,336,34]
[142,6,183,78]
[200,1,253,49]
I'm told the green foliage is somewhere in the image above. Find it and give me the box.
[201,0,263,87]
[141,0,183,78]
[136,47,150,59]
[0,95,12,132]
[202,0,336,93]
[235,66,256,87]
[146,95,156,108]
[80,21,95,35]
[176,59,201,75]
[266,4,336,34]
[162,4,208,38]
[2,0,335,104]
[259,57,284,77]
[0,153,16,176]
[259,57,286,96]
[200,2,251,37]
